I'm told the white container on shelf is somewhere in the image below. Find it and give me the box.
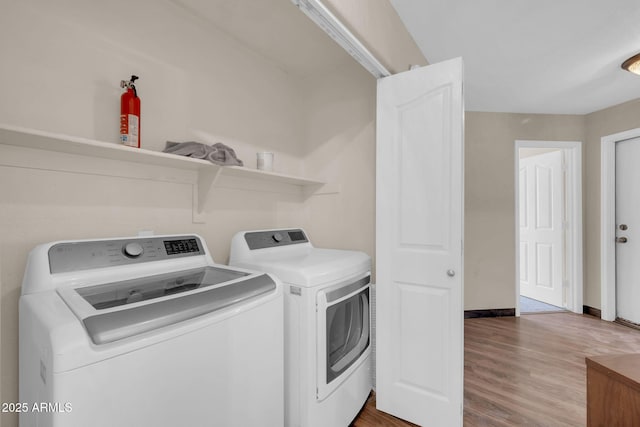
[257,151,274,171]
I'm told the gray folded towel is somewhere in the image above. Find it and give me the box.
[163,141,243,166]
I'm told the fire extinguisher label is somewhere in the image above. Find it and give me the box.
[120,114,139,147]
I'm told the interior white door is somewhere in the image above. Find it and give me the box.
[615,138,640,324]
[376,57,463,426]
[519,150,564,307]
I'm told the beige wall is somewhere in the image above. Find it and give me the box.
[323,0,428,73]
[0,2,387,426]
[0,0,418,423]
[0,3,303,426]
[465,102,640,311]
[10,0,640,423]
[465,112,585,310]
[300,61,377,265]
[0,0,305,172]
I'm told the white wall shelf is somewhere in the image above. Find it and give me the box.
[0,124,326,223]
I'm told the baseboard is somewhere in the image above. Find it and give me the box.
[614,317,640,331]
[583,305,602,319]
[464,308,516,319]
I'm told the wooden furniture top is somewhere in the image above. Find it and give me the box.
[586,353,640,392]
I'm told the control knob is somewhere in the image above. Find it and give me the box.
[272,232,284,243]
[123,242,144,258]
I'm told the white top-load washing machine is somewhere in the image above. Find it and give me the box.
[229,228,372,427]
[20,234,283,427]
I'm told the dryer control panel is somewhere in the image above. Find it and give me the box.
[244,229,309,250]
[49,235,204,273]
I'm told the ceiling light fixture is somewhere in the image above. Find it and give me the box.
[291,0,391,79]
[622,53,640,75]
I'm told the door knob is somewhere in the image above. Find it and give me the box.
[617,237,628,243]
[447,269,456,277]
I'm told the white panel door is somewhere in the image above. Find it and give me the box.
[519,150,564,307]
[616,138,640,324]
[376,58,463,426]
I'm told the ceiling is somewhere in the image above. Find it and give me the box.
[390,0,640,114]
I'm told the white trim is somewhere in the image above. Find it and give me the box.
[600,128,640,321]
[291,0,391,79]
[514,140,583,315]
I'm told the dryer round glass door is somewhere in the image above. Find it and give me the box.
[316,274,371,400]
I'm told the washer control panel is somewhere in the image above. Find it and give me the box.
[244,229,309,250]
[49,235,204,274]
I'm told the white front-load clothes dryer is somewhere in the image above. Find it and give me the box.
[19,234,283,427]
[229,228,372,427]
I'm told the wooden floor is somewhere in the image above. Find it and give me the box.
[352,312,640,426]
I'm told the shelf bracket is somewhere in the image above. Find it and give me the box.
[305,182,341,197]
[192,165,222,223]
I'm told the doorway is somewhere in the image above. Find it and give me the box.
[600,128,640,321]
[514,140,583,316]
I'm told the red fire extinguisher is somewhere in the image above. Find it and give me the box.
[120,75,140,148]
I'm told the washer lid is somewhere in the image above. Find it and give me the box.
[237,248,371,287]
[82,273,276,345]
[75,266,247,310]
[57,265,277,345]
